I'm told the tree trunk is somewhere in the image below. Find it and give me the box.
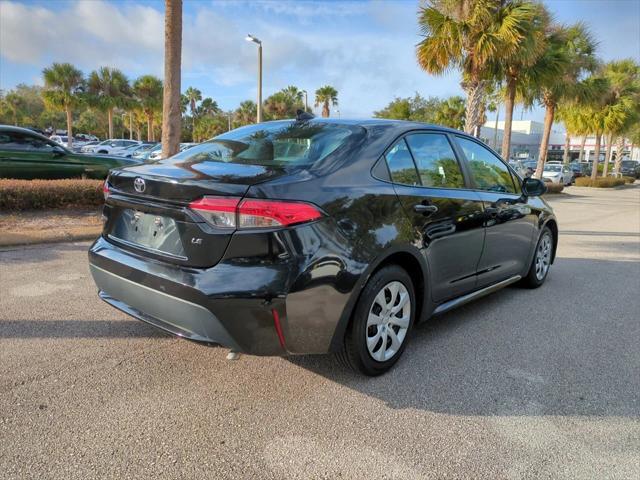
[603,133,613,177]
[590,133,602,181]
[492,106,499,150]
[614,136,625,175]
[107,108,114,139]
[462,79,486,135]
[12,112,18,126]
[322,102,329,118]
[147,114,154,142]
[563,132,571,164]
[534,102,555,179]
[162,0,183,158]
[65,106,73,148]
[578,135,587,162]
[501,75,516,159]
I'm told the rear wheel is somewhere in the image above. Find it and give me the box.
[336,265,415,376]
[522,227,553,288]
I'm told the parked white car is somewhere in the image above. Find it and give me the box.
[83,139,141,154]
[542,164,573,185]
[50,135,70,148]
[147,142,198,160]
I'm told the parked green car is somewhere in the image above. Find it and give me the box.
[0,125,141,179]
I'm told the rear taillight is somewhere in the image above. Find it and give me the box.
[103,180,110,200]
[188,196,323,229]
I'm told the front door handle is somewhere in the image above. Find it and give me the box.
[414,204,438,214]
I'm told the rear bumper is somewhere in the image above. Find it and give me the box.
[88,226,357,356]
[91,265,241,350]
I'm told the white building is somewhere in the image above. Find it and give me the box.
[481,120,639,161]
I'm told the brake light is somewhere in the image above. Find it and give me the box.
[103,180,110,200]
[188,197,323,229]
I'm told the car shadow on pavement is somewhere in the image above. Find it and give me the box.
[0,320,169,339]
[287,257,640,418]
[0,241,91,264]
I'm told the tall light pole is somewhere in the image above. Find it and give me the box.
[245,34,262,123]
[302,90,308,112]
[121,113,127,138]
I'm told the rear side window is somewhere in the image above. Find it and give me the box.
[170,122,363,167]
[405,133,464,188]
[384,139,419,185]
[456,136,517,193]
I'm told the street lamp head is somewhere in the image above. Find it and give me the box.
[245,34,261,45]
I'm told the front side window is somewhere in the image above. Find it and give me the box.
[405,133,464,188]
[456,136,517,193]
[384,139,419,185]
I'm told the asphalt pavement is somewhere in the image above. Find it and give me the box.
[1,185,639,479]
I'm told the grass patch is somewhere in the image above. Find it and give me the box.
[574,177,627,188]
[0,179,103,211]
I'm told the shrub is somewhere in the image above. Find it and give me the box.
[621,176,636,184]
[543,183,564,194]
[0,179,104,211]
[574,177,626,188]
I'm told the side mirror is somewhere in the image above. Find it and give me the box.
[52,145,66,157]
[110,143,116,147]
[522,177,546,197]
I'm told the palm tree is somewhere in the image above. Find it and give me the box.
[234,100,257,126]
[433,96,466,130]
[87,67,130,139]
[416,0,541,136]
[161,0,183,158]
[264,91,295,120]
[198,97,219,117]
[133,75,163,141]
[42,63,84,147]
[498,2,548,158]
[556,102,591,164]
[281,85,304,105]
[314,86,338,118]
[184,86,202,139]
[4,92,24,126]
[522,23,597,179]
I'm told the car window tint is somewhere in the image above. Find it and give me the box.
[405,133,464,188]
[385,139,419,186]
[456,136,516,193]
[0,132,53,151]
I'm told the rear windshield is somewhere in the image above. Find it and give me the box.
[169,121,363,167]
[545,165,561,172]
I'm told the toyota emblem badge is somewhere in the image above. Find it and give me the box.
[133,177,146,193]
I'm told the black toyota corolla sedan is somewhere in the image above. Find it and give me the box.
[89,118,557,375]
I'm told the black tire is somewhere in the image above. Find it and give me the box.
[521,226,553,288]
[336,265,416,376]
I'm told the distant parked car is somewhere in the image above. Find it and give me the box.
[569,162,587,178]
[114,143,157,158]
[619,160,639,178]
[50,135,70,148]
[83,139,141,155]
[542,163,573,185]
[147,142,198,161]
[0,125,140,179]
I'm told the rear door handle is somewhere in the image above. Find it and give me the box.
[413,204,438,214]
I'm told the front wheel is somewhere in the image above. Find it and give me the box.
[521,227,553,288]
[336,265,415,376]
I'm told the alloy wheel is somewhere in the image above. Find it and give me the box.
[535,233,552,281]
[366,281,411,362]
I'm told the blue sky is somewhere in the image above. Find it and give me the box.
[1,0,639,121]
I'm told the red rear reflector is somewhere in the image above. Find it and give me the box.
[238,199,322,228]
[188,196,322,229]
[103,180,110,200]
[271,308,286,349]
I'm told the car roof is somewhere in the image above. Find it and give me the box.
[0,124,59,143]
[257,118,464,135]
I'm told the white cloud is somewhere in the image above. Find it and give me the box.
[0,0,462,116]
